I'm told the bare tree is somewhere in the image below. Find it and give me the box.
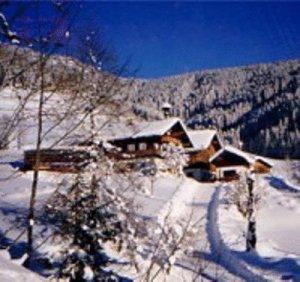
[1,4,197,280]
[0,3,134,269]
[22,3,79,264]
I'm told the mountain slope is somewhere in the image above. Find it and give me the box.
[131,60,300,158]
[0,43,299,158]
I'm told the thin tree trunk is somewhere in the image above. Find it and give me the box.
[17,96,23,150]
[246,178,257,251]
[26,54,45,263]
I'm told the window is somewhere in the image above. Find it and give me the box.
[223,170,239,180]
[139,142,147,150]
[127,144,135,152]
[223,170,236,176]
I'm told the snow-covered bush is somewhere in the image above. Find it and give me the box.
[140,212,196,281]
[224,174,266,251]
[224,175,266,218]
[160,143,188,175]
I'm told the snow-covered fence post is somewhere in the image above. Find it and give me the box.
[246,176,256,252]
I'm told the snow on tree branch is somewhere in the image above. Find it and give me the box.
[0,13,20,44]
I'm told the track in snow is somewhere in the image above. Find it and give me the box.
[206,186,267,281]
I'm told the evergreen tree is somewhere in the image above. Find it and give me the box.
[47,169,122,281]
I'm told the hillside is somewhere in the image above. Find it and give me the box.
[0,44,300,281]
[131,60,300,158]
[0,43,299,158]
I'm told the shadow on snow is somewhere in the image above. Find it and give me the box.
[265,176,300,194]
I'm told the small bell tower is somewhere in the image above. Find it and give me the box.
[161,102,172,118]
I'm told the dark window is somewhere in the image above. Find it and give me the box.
[224,170,238,178]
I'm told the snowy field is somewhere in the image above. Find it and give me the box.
[0,86,134,150]
[0,148,299,280]
[0,149,236,280]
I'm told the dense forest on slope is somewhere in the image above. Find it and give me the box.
[0,44,299,158]
[131,61,300,158]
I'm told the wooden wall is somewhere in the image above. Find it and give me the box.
[211,152,250,168]
[252,160,271,174]
[110,123,191,159]
[189,145,216,165]
[24,149,89,172]
[188,135,221,166]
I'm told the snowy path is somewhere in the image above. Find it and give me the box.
[206,187,267,281]
[217,174,300,281]
[130,175,241,281]
[158,179,245,281]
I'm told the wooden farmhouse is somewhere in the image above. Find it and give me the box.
[108,118,194,160]
[23,147,90,173]
[209,146,273,181]
[184,130,222,181]
[22,118,194,173]
[22,116,272,180]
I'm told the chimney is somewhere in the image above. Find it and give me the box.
[161,102,172,118]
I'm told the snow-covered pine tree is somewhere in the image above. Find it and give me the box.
[46,159,123,280]
[47,143,148,280]
[46,105,143,280]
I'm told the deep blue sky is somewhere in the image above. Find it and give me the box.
[3,1,300,78]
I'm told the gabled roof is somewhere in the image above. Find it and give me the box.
[162,102,172,109]
[187,129,220,150]
[254,156,273,167]
[110,118,193,145]
[132,118,183,138]
[209,145,273,167]
[209,145,253,164]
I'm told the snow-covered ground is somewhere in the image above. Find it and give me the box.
[0,250,45,282]
[0,148,299,280]
[0,149,236,280]
[218,160,300,280]
[116,173,240,281]
[0,86,134,149]
[258,185,300,258]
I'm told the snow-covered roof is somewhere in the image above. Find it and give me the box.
[187,129,219,150]
[111,118,192,142]
[254,156,273,167]
[161,102,172,109]
[209,146,273,167]
[209,145,253,164]
[134,118,182,138]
